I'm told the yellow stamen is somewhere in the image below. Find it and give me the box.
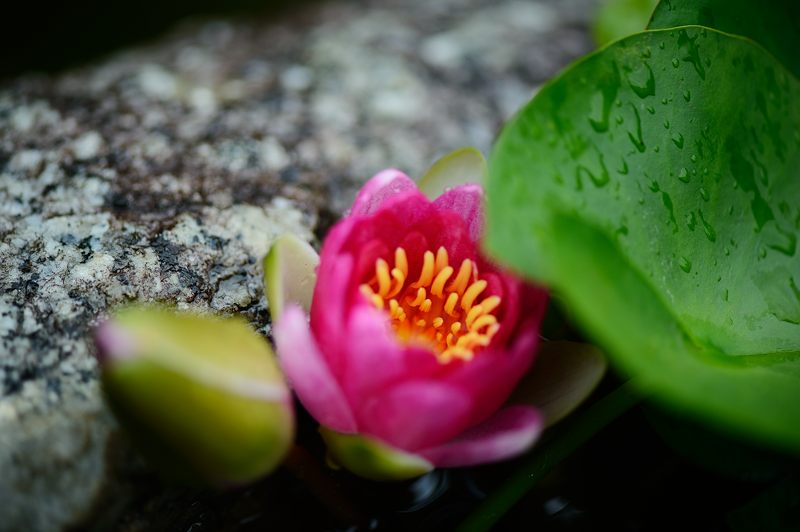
[465,305,484,328]
[444,293,459,316]
[408,287,426,307]
[376,259,391,297]
[386,268,406,298]
[448,259,473,295]
[431,266,453,297]
[481,295,501,315]
[470,314,497,332]
[461,280,487,311]
[420,298,432,313]
[413,251,435,288]
[395,248,408,277]
[360,245,503,364]
[434,246,449,273]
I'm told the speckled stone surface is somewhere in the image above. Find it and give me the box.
[0,0,594,528]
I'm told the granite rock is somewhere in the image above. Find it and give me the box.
[0,0,595,528]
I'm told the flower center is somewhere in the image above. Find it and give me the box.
[360,246,501,363]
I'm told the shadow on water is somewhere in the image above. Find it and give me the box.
[78,387,800,531]
[1,0,316,80]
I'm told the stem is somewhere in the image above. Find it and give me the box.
[457,381,642,532]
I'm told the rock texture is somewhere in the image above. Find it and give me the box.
[0,0,594,529]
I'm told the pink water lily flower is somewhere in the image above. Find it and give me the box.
[273,168,549,479]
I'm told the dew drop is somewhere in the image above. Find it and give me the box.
[683,89,692,102]
[672,58,680,68]
[690,154,698,163]
[699,187,710,201]
[588,76,620,133]
[672,133,684,149]
[679,256,692,273]
[615,115,624,124]
[685,211,697,230]
[663,119,670,129]
[677,29,706,80]
[678,167,689,182]
[662,191,678,231]
[626,104,646,153]
[723,289,729,302]
[768,225,797,256]
[646,105,655,114]
[699,210,717,242]
[626,63,656,99]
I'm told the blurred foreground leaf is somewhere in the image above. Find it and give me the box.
[96,306,294,486]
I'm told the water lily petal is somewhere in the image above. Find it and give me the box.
[350,169,417,217]
[433,184,484,242]
[417,405,542,467]
[275,305,358,433]
[444,324,539,424]
[359,380,473,451]
[338,304,407,402]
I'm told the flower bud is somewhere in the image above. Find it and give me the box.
[95,305,294,486]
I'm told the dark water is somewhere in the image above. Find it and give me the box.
[91,385,800,532]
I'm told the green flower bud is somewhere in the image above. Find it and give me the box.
[95,306,294,486]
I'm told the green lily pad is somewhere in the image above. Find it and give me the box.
[417,146,487,199]
[320,427,433,481]
[510,341,607,428]
[486,28,800,452]
[98,306,294,486]
[263,234,319,320]
[648,0,800,78]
